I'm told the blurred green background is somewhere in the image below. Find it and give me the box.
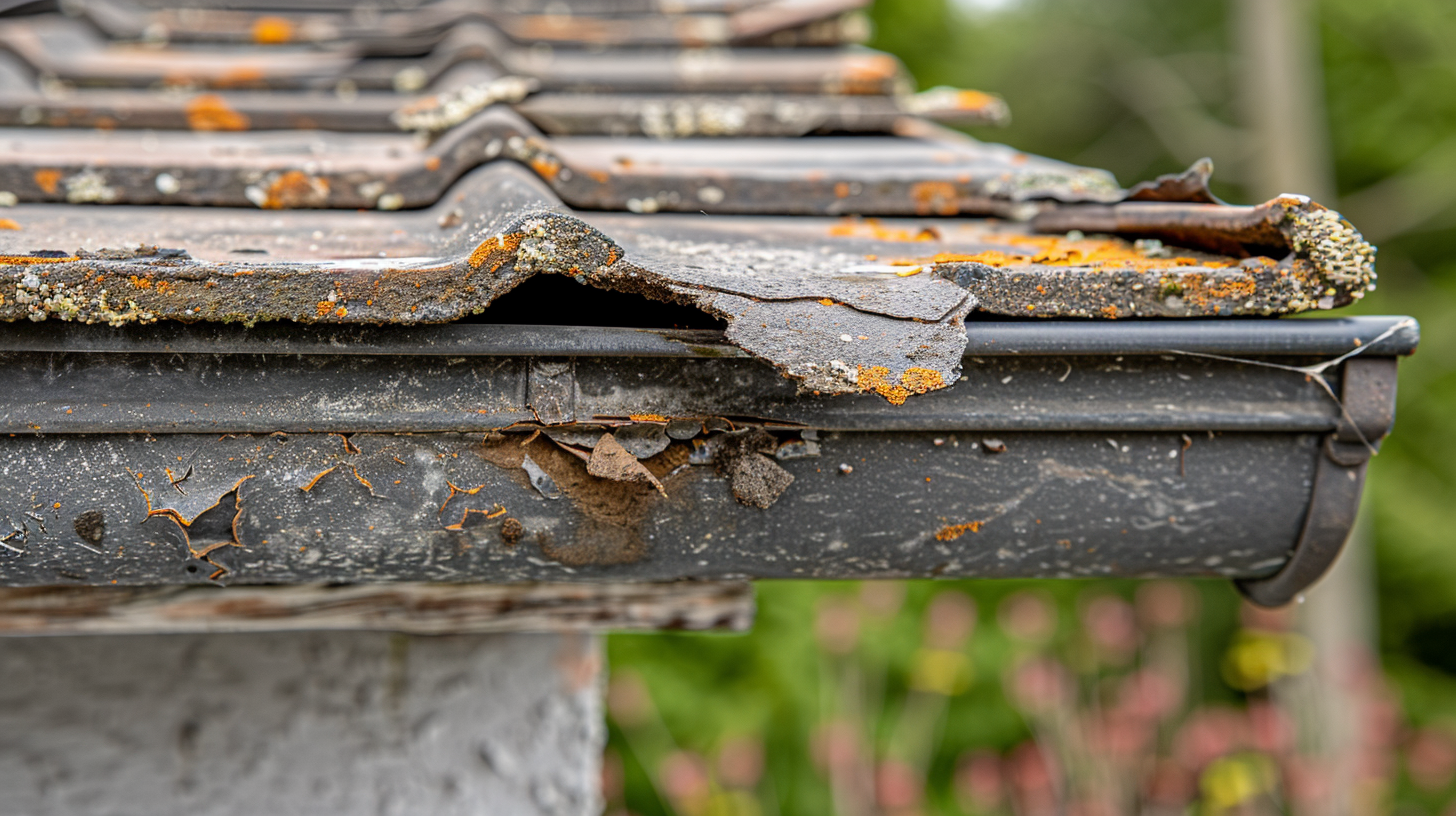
[604,1,1456,813]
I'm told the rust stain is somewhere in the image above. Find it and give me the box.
[251,16,294,44]
[467,232,524,271]
[33,169,61,195]
[443,504,506,531]
[857,366,945,405]
[185,94,251,132]
[935,521,983,541]
[299,466,337,492]
[438,480,486,513]
[476,435,689,566]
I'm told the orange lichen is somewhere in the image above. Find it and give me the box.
[467,233,524,271]
[251,16,294,44]
[628,414,668,422]
[334,306,348,318]
[424,156,442,172]
[951,89,999,112]
[0,254,78,265]
[910,181,960,216]
[839,54,899,95]
[890,234,1235,273]
[261,170,329,209]
[0,219,19,231]
[935,521,983,541]
[827,218,940,243]
[185,94,251,131]
[33,169,61,195]
[858,365,947,405]
[216,66,266,87]
[528,155,562,180]
[315,301,332,316]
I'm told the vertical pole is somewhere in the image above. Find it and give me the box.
[0,631,605,816]
[1234,4,1381,814]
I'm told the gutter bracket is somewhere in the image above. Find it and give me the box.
[1236,356,1399,607]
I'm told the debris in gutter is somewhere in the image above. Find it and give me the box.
[520,453,561,500]
[716,430,795,509]
[587,433,666,497]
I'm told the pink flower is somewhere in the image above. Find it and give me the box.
[658,751,711,814]
[1007,741,1061,816]
[954,750,1004,811]
[1173,706,1247,769]
[811,719,862,776]
[1135,581,1196,629]
[814,596,861,655]
[1082,594,1137,661]
[924,590,977,650]
[606,670,655,729]
[875,758,924,810]
[1406,727,1456,792]
[999,591,1057,644]
[1117,668,1183,722]
[1007,657,1071,714]
[1247,701,1295,755]
[716,734,765,789]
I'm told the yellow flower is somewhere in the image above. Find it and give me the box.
[1199,753,1277,812]
[909,648,974,696]
[1220,630,1314,691]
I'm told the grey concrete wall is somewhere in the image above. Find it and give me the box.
[0,631,603,816]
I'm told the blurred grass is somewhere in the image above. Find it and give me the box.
[606,0,1456,813]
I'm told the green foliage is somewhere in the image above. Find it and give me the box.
[608,0,1456,812]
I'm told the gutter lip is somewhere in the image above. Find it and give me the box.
[0,315,1418,358]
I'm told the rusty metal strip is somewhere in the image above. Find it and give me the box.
[0,164,1380,400]
[0,73,1005,135]
[72,0,868,49]
[0,16,903,93]
[0,581,756,634]
[0,107,1114,213]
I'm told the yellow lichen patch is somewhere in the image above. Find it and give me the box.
[909,181,960,217]
[893,234,1235,273]
[185,94,251,131]
[827,218,940,243]
[0,219,18,230]
[0,254,77,265]
[251,16,294,44]
[467,233,524,271]
[33,169,61,195]
[935,521,983,541]
[628,414,668,422]
[858,365,947,405]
